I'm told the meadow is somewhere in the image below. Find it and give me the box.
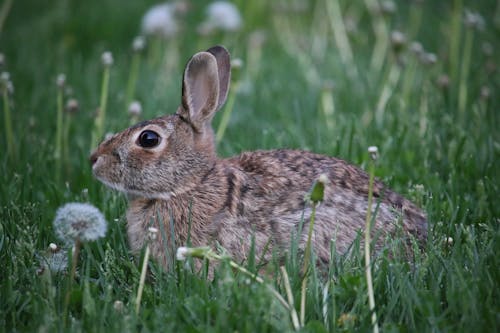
[0,0,499,331]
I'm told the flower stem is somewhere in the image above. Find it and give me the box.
[364,158,379,333]
[2,88,14,159]
[280,266,301,331]
[216,81,239,144]
[135,244,151,314]
[125,53,141,112]
[55,87,64,182]
[91,66,110,150]
[64,238,81,327]
[300,202,317,326]
[458,27,473,120]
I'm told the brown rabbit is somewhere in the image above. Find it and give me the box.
[90,46,427,269]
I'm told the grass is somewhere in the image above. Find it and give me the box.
[1,0,499,331]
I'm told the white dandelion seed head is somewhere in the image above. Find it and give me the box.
[53,202,107,245]
[368,146,379,160]
[380,0,396,15]
[56,73,66,89]
[445,236,454,246]
[200,1,242,34]
[1,71,10,83]
[231,58,243,69]
[176,246,189,261]
[128,101,142,117]
[464,9,485,31]
[132,36,146,52]
[48,243,58,252]
[101,51,114,67]
[141,3,179,38]
[390,30,406,48]
[318,174,329,184]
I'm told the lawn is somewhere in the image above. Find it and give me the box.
[0,0,499,332]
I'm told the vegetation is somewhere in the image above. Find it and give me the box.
[1,0,498,331]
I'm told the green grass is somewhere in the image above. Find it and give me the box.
[1,0,499,331]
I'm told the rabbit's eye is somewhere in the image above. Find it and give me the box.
[138,130,161,148]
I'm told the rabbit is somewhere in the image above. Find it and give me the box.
[90,45,427,270]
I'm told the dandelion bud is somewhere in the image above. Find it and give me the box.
[437,74,450,90]
[132,36,146,52]
[56,73,66,89]
[53,202,107,245]
[65,98,79,114]
[176,246,189,261]
[113,300,124,312]
[128,101,142,117]
[419,52,437,66]
[410,42,424,56]
[480,86,490,100]
[368,146,379,160]
[307,174,328,204]
[101,51,114,67]
[390,31,406,53]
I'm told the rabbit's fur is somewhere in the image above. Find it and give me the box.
[91,46,427,269]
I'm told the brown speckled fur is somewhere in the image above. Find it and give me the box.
[90,46,427,270]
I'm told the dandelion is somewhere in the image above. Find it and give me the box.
[56,73,66,89]
[113,300,124,312]
[101,51,113,67]
[231,58,243,69]
[380,0,396,15]
[390,30,406,54]
[176,246,190,261]
[53,202,107,244]
[419,52,437,66]
[54,202,107,325]
[368,146,379,160]
[132,36,146,53]
[198,1,242,35]
[65,98,79,114]
[141,2,180,38]
[464,9,485,31]
[437,74,450,90]
[128,100,142,116]
[445,236,454,246]
[409,41,424,56]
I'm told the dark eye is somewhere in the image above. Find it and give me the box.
[137,130,161,148]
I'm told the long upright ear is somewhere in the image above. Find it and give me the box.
[180,51,220,132]
[206,45,231,110]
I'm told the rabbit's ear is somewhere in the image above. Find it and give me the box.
[206,45,230,110]
[180,51,220,132]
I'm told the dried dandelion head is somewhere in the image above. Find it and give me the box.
[53,202,107,245]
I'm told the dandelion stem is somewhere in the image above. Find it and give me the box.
[364,156,379,333]
[55,87,64,181]
[136,244,151,314]
[64,237,81,326]
[458,27,473,119]
[364,0,389,73]
[280,266,301,331]
[2,87,14,159]
[91,65,111,150]
[125,53,141,112]
[216,81,239,144]
[300,202,317,326]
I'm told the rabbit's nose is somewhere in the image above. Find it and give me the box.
[89,153,98,166]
